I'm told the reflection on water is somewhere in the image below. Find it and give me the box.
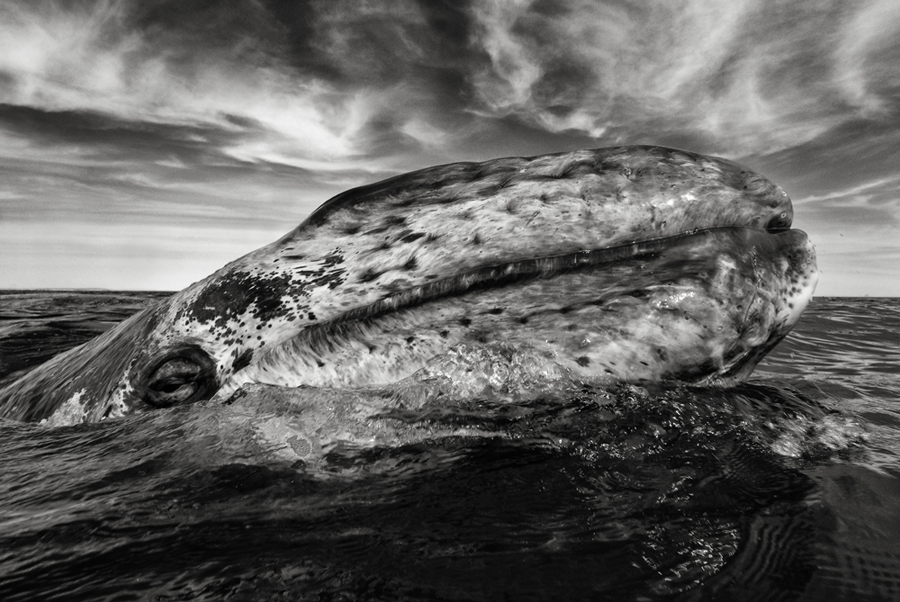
[0,293,899,601]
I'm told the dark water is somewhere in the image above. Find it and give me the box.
[1,292,899,601]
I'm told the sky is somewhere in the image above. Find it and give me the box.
[0,0,898,296]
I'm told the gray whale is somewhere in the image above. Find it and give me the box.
[0,146,818,425]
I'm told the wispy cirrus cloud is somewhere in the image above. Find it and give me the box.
[4,0,899,164]
[0,0,373,169]
[466,0,900,157]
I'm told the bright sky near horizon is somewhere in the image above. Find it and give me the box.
[1,0,898,296]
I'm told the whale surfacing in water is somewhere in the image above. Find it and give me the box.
[0,146,818,425]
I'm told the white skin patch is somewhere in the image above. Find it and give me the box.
[40,389,87,427]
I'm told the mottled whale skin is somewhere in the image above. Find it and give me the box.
[0,146,818,425]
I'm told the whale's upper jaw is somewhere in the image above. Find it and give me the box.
[169,146,795,382]
[0,146,812,424]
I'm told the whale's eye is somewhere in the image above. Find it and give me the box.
[143,346,216,408]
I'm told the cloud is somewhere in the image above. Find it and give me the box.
[465,0,900,157]
[0,1,372,169]
[3,0,899,165]
[794,177,900,209]
[835,0,900,114]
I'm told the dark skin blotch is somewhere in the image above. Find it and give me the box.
[495,175,515,189]
[400,232,426,244]
[365,215,408,236]
[358,269,382,283]
[183,271,305,330]
[232,349,253,372]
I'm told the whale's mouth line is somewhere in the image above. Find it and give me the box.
[214,224,811,398]
[298,226,775,338]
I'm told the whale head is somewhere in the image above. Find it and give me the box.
[0,146,817,424]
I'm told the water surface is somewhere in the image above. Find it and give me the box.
[1,292,898,601]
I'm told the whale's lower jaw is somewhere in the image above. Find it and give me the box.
[213,227,818,400]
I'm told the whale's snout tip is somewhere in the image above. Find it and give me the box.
[764,210,792,232]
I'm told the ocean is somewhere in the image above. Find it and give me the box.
[0,291,898,601]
